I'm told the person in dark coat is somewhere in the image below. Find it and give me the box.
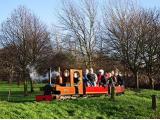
[87,68,97,86]
[83,69,89,86]
[117,74,124,86]
[97,69,107,86]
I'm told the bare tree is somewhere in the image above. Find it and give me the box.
[140,9,160,89]
[103,0,160,89]
[58,0,99,68]
[26,12,52,92]
[0,6,52,95]
[103,0,144,89]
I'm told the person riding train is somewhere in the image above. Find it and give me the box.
[82,68,124,87]
[87,68,97,86]
[74,71,80,85]
[74,71,80,94]
[117,73,124,86]
[83,69,89,86]
[97,69,107,86]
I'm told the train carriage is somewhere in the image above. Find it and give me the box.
[36,69,125,101]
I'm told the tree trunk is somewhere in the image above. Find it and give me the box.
[17,79,20,86]
[22,69,28,96]
[8,68,14,84]
[149,76,154,89]
[83,56,88,68]
[88,54,92,68]
[134,71,139,89]
[30,79,34,92]
[8,76,12,84]
[17,74,21,86]
[110,85,115,101]
[24,79,28,96]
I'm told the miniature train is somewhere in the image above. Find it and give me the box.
[36,69,125,101]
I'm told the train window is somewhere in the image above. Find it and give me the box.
[74,71,80,85]
[64,70,69,77]
[63,69,70,86]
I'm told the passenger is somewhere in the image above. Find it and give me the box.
[110,70,118,86]
[97,69,103,85]
[74,72,80,94]
[105,72,112,84]
[87,68,97,86]
[74,72,80,85]
[106,72,113,95]
[97,69,107,86]
[83,69,89,86]
[117,73,124,86]
[63,69,70,86]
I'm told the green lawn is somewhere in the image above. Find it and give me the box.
[0,82,160,119]
[0,82,44,102]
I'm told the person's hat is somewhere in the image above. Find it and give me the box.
[99,69,104,75]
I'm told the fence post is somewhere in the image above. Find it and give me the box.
[110,85,115,100]
[152,95,157,111]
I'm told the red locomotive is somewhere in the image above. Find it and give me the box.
[36,69,125,101]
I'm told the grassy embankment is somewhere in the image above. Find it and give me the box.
[0,82,160,119]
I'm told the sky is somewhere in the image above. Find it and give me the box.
[0,0,160,28]
[0,0,62,27]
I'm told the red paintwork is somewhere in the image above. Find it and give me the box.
[36,95,52,102]
[85,86,125,95]
[35,86,125,101]
[86,86,108,94]
[115,86,125,93]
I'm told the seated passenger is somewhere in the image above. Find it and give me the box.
[87,68,97,86]
[110,70,118,86]
[97,69,107,86]
[117,73,124,86]
[105,72,113,94]
[83,69,89,86]
[74,72,80,94]
[63,70,70,86]
[74,72,80,85]
[105,72,112,84]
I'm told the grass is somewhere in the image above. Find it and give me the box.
[0,82,45,102]
[0,82,160,118]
